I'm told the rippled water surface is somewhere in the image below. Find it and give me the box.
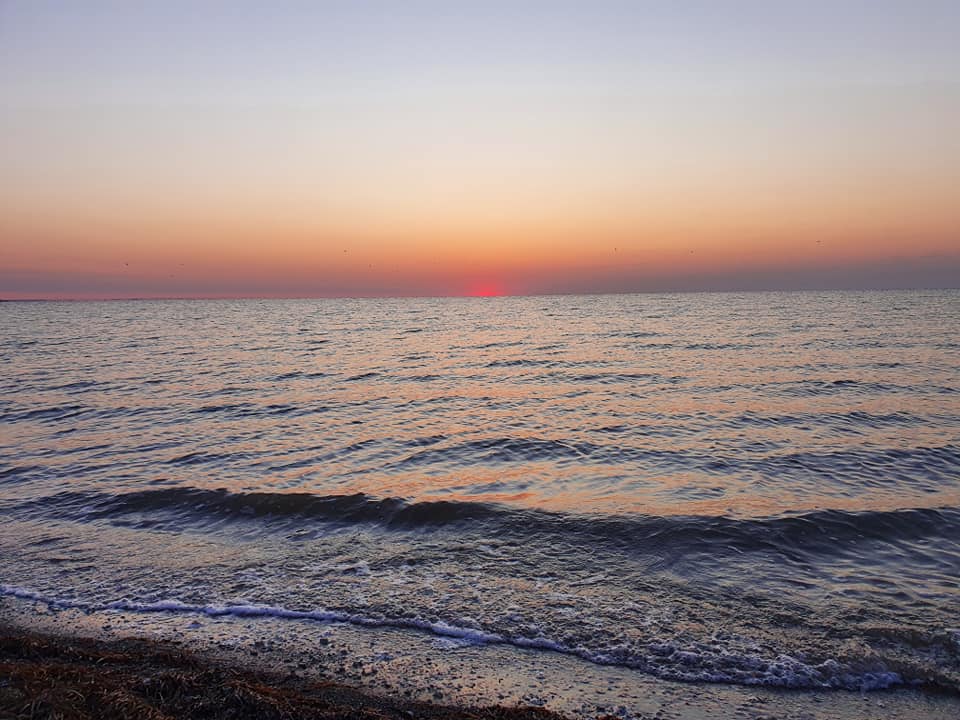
[2,292,959,693]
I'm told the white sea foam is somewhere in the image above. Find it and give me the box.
[0,583,904,691]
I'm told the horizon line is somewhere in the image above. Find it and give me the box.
[3,285,959,303]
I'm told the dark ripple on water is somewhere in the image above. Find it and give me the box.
[1,291,959,691]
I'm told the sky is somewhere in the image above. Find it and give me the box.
[1,1,959,298]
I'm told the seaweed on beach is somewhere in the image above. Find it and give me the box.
[0,627,570,720]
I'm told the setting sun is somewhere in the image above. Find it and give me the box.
[467,281,506,298]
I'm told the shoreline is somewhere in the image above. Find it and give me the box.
[3,601,960,720]
[0,623,568,720]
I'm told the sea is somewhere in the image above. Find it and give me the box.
[2,291,959,716]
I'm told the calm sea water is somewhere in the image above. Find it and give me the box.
[2,291,959,692]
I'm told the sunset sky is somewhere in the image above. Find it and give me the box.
[2,1,958,298]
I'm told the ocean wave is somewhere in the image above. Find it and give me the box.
[272,370,329,381]
[8,487,960,557]
[1,403,91,423]
[381,437,960,489]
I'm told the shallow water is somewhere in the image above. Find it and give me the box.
[2,291,959,694]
